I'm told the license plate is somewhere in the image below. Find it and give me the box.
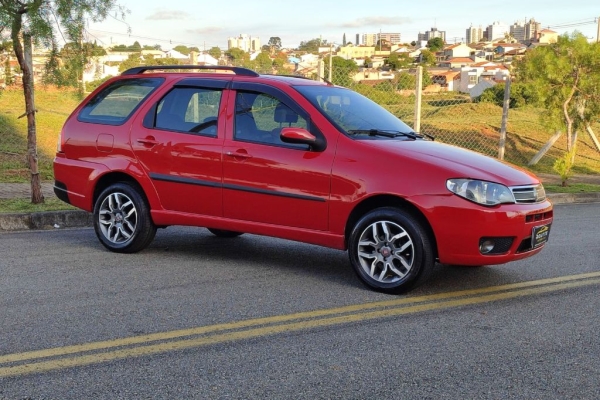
[532,223,551,249]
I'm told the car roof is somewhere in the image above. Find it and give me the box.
[119,65,330,88]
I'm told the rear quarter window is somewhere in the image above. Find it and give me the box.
[78,78,164,125]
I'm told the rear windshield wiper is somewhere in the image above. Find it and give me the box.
[347,129,433,140]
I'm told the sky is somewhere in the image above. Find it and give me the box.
[85,0,599,50]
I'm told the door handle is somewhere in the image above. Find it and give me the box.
[226,151,253,159]
[137,137,159,146]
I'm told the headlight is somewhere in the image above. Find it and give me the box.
[446,179,515,206]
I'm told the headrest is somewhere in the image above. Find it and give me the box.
[274,103,298,124]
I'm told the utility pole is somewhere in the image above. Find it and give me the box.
[597,16,599,43]
[328,43,333,82]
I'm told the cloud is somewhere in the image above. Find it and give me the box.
[145,9,189,21]
[338,16,412,28]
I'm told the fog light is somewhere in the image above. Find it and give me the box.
[480,239,495,254]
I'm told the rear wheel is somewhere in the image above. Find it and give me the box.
[348,207,435,294]
[207,228,244,238]
[93,182,156,253]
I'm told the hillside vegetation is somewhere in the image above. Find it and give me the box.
[0,87,598,184]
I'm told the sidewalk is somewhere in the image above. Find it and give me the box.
[1,174,599,231]
[0,182,56,199]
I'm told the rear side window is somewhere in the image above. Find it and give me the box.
[154,87,223,136]
[78,78,164,125]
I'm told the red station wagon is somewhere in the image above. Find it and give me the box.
[53,66,553,294]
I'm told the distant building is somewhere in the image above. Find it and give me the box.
[227,34,261,52]
[486,22,510,41]
[537,29,558,44]
[509,22,526,42]
[418,27,446,42]
[379,33,402,45]
[508,18,542,43]
[362,32,401,46]
[363,33,378,46]
[525,18,542,42]
[466,25,483,44]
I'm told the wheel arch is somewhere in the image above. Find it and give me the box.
[344,195,438,258]
[92,171,153,210]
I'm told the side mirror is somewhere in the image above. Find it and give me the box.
[280,127,326,152]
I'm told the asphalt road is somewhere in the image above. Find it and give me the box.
[0,203,599,399]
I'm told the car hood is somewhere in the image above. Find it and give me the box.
[364,139,540,186]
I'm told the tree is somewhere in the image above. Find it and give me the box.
[173,45,190,56]
[272,52,290,72]
[514,32,600,157]
[225,47,249,64]
[254,51,272,73]
[267,37,282,54]
[207,46,222,60]
[129,41,141,52]
[324,55,358,87]
[0,0,124,203]
[298,38,325,53]
[385,53,412,70]
[426,37,445,52]
[419,49,436,66]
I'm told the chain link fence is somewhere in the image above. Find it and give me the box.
[2,61,599,199]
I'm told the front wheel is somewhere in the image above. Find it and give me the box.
[348,207,435,294]
[93,182,156,253]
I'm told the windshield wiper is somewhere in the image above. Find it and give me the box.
[347,129,433,140]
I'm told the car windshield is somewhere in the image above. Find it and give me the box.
[294,85,415,138]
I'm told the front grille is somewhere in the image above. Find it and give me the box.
[511,184,546,204]
[525,211,553,223]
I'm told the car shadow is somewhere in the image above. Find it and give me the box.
[148,227,515,295]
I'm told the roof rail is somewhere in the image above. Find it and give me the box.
[121,65,259,77]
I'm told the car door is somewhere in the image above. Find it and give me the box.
[131,78,229,216]
[222,83,334,231]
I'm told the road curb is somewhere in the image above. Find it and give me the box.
[0,193,598,231]
[0,210,93,232]
[547,192,600,205]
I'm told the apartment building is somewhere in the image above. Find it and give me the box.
[418,27,446,42]
[486,21,510,41]
[466,25,483,44]
[227,34,261,52]
[362,32,402,46]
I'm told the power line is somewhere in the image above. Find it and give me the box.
[87,28,224,50]
[547,19,597,29]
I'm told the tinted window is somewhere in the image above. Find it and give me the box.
[79,78,163,125]
[234,91,308,148]
[294,85,414,136]
[155,87,222,136]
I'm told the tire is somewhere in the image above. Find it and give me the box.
[93,182,156,253]
[207,228,244,238]
[348,207,435,294]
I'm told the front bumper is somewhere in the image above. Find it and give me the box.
[416,194,554,266]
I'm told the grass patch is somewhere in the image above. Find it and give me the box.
[0,197,78,213]
[544,183,600,193]
[1,85,599,187]
[0,87,81,183]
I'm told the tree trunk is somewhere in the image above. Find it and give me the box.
[562,73,579,152]
[12,23,44,203]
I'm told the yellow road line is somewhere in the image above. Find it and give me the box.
[1,275,599,378]
[0,272,600,364]
[2,271,600,365]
